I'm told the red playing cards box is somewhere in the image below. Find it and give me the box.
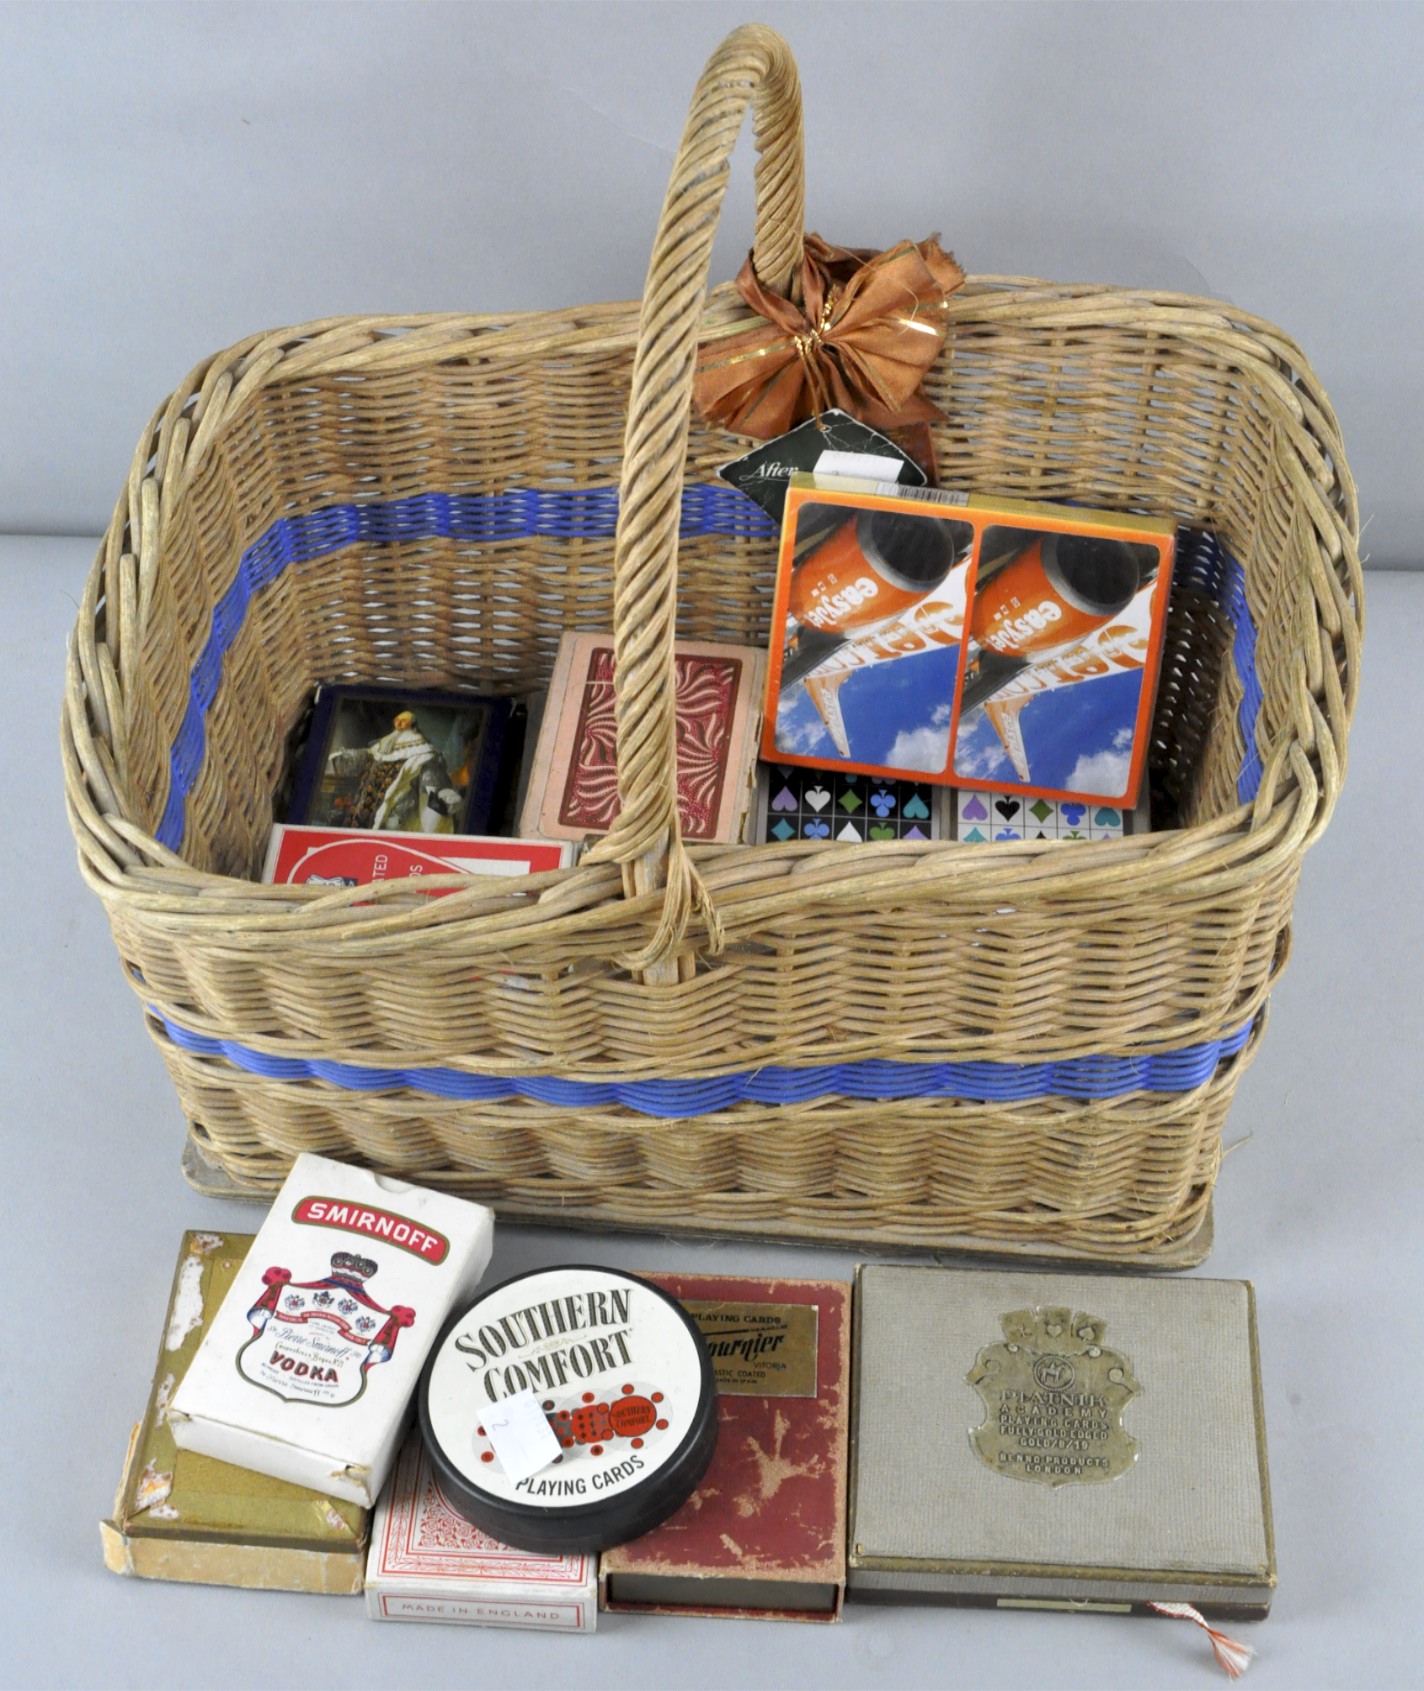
[599,1275,851,1621]
[264,825,574,891]
[518,633,765,844]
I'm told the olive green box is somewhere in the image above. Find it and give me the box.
[102,1232,367,1594]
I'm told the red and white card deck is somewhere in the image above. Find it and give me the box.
[264,824,574,890]
[519,633,765,844]
[366,1436,596,1632]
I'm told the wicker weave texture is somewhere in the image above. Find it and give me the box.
[62,27,1362,1259]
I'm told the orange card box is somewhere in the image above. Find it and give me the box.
[762,475,1175,808]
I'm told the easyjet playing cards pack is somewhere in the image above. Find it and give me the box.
[761,476,1175,807]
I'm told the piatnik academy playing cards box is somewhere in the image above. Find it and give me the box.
[848,1266,1275,1617]
[168,1155,494,1507]
[754,763,944,844]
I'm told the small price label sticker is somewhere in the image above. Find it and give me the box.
[812,449,906,482]
[482,1390,562,1483]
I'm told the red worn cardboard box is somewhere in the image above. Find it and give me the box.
[599,1275,850,1621]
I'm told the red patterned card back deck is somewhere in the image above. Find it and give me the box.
[519,635,765,844]
[366,1435,596,1631]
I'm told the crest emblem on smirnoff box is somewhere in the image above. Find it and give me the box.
[966,1307,1141,1488]
[238,1250,416,1408]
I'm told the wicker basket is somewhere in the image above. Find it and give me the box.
[63,25,1362,1263]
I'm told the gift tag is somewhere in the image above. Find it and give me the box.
[719,409,926,523]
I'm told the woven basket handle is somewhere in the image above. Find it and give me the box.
[585,24,803,980]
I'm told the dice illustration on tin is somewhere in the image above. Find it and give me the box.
[475,1382,671,1467]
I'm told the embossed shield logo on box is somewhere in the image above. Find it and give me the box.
[237,1252,414,1408]
[967,1307,1140,1488]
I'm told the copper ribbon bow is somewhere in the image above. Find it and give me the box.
[693,233,965,439]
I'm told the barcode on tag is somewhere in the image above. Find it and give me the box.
[871,482,969,505]
[483,1390,562,1484]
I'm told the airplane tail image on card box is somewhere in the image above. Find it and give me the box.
[780,504,968,689]
[764,480,976,782]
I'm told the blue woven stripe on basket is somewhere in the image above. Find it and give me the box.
[155,485,777,848]
[151,1008,1255,1118]
[155,489,1262,847]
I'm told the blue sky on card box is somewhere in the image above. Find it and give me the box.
[953,668,1145,796]
[773,644,960,774]
[775,643,1146,798]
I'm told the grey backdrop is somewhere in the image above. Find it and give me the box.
[3,0,1419,562]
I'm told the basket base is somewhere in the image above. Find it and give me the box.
[178,1132,1213,1272]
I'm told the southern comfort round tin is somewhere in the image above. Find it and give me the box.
[419,1265,718,1553]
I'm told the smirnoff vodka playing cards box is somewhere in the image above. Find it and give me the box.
[168,1155,494,1506]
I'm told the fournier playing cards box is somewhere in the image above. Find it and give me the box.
[600,1275,851,1621]
[366,1434,596,1632]
[763,476,1175,808]
[168,1155,494,1507]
